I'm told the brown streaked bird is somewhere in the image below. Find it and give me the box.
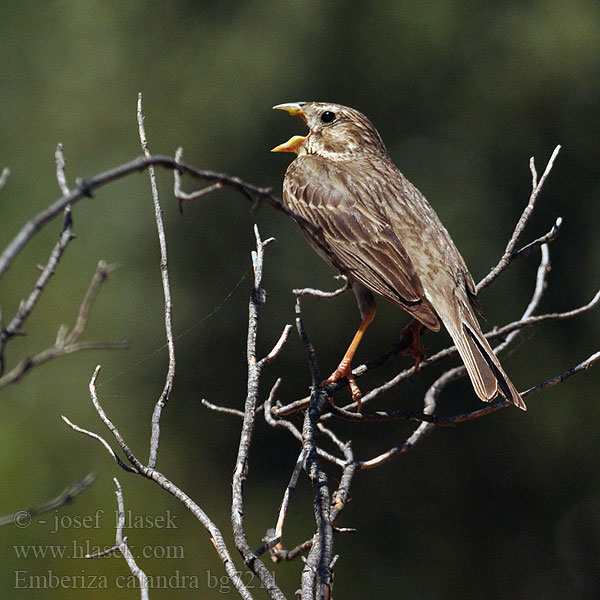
[272,101,526,411]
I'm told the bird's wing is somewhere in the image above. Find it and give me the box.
[283,158,440,331]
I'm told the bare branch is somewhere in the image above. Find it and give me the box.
[256,448,306,560]
[521,350,600,397]
[0,261,128,389]
[357,417,436,470]
[331,347,600,430]
[421,349,600,425]
[174,147,223,212]
[293,276,350,299]
[68,261,120,342]
[231,226,286,600]
[1,145,76,363]
[478,145,561,292]
[102,479,150,599]
[509,217,562,263]
[137,94,177,469]
[362,353,442,472]
[2,225,75,341]
[488,287,600,347]
[0,473,95,527]
[260,323,293,367]
[295,303,334,599]
[55,143,71,196]
[202,399,246,418]
[0,154,287,281]
[318,423,355,523]
[88,365,146,471]
[62,415,137,473]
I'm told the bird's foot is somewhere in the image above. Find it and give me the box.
[321,359,362,412]
[400,320,427,376]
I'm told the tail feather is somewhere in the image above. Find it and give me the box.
[442,308,526,411]
[462,324,526,410]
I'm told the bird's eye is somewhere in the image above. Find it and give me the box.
[320,111,336,123]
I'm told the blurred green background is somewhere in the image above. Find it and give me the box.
[1,1,599,598]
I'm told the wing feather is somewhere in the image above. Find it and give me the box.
[283,156,440,331]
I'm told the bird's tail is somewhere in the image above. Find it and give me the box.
[441,303,526,411]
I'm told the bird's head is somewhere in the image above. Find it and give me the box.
[272,102,388,161]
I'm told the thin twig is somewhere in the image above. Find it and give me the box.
[55,143,70,196]
[0,473,95,527]
[318,423,355,523]
[88,365,146,471]
[62,415,137,473]
[0,261,128,389]
[174,147,223,212]
[509,217,562,263]
[274,449,306,542]
[137,94,176,469]
[356,417,436,470]
[521,350,600,397]
[2,226,75,341]
[86,479,149,600]
[260,324,293,367]
[113,479,149,599]
[271,539,315,562]
[478,145,561,292]
[68,261,120,342]
[257,446,306,560]
[1,145,75,347]
[202,399,245,418]
[423,349,600,425]
[293,276,350,299]
[231,226,286,600]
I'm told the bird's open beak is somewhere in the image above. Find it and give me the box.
[272,103,307,153]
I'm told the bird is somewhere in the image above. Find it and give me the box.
[272,101,526,411]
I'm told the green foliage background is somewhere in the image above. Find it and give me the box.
[1,1,599,598]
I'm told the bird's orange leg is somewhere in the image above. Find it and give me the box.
[321,302,376,411]
[400,319,426,375]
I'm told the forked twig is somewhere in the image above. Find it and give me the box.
[0,261,128,389]
[477,145,561,292]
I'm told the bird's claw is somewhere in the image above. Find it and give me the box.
[321,361,362,412]
[400,320,427,376]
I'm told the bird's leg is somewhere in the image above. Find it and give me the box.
[400,319,426,375]
[321,302,376,411]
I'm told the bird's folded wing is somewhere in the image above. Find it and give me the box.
[284,165,440,331]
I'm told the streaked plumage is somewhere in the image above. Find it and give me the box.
[273,102,525,410]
